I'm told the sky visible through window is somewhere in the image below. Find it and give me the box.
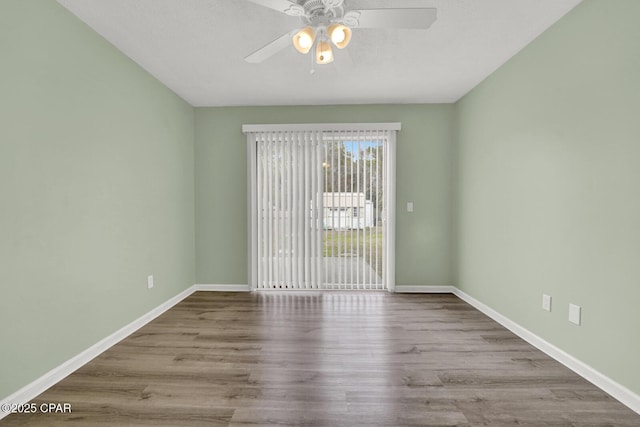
[342,140,382,160]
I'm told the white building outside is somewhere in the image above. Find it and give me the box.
[323,192,374,230]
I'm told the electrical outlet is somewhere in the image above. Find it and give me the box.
[542,294,552,312]
[569,303,581,325]
[147,275,154,289]
[407,202,414,213]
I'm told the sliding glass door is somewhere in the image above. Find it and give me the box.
[245,124,398,291]
[255,130,324,290]
[322,132,386,289]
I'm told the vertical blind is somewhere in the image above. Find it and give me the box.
[255,130,324,290]
[244,124,399,291]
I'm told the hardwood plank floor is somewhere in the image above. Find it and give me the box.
[2,292,638,426]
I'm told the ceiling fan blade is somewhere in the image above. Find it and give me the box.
[347,8,437,29]
[246,0,305,16]
[244,31,294,63]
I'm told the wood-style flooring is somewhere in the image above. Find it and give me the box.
[2,292,638,426]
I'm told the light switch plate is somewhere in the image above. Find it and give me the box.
[569,303,581,325]
[542,294,552,312]
[407,202,414,212]
[147,275,154,289]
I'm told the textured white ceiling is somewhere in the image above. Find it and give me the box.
[57,0,582,107]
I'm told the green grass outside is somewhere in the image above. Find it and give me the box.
[323,226,383,277]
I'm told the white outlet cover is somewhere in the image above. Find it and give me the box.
[542,294,552,312]
[147,275,154,289]
[407,202,414,213]
[569,303,581,325]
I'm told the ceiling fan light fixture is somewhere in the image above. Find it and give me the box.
[328,23,351,49]
[293,27,316,54]
[315,39,334,64]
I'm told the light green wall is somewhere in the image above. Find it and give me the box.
[4,0,637,407]
[455,0,640,395]
[195,105,455,286]
[0,0,195,399]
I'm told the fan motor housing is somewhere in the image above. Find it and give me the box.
[300,0,344,22]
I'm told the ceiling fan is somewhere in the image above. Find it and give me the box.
[244,0,437,65]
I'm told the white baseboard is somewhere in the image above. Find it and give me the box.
[452,288,640,415]
[0,282,253,418]
[3,283,638,418]
[0,285,198,420]
[383,284,640,414]
[395,285,455,293]
[194,284,250,292]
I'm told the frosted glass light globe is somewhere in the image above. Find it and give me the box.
[331,29,346,44]
[299,34,312,49]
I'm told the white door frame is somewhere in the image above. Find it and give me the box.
[244,123,399,292]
